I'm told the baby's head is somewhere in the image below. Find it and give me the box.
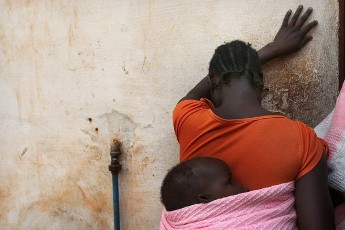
[160,157,248,211]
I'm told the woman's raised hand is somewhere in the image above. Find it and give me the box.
[272,5,318,56]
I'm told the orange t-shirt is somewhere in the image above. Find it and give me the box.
[173,98,328,190]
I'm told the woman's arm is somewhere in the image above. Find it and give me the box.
[295,154,335,230]
[178,76,211,103]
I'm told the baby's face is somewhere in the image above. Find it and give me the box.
[197,159,248,200]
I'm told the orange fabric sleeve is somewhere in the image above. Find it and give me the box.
[173,99,214,142]
[295,122,328,179]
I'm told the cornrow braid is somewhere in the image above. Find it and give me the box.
[208,40,263,90]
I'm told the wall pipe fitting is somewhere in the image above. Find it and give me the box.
[109,140,122,230]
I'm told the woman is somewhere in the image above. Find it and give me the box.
[173,6,335,229]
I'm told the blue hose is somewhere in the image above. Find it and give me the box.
[112,175,120,230]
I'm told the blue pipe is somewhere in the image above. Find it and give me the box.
[109,141,122,230]
[112,175,120,230]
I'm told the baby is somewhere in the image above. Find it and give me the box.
[160,157,248,211]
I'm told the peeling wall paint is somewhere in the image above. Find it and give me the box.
[0,0,338,229]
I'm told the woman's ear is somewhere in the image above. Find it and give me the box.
[197,194,213,203]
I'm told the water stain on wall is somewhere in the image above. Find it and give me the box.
[262,49,335,126]
[68,7,78,48]
[98,110,138,147]
[11,139,114,229]
[18,187,111,229]
[0,108,140,228]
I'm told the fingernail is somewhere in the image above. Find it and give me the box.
[299,5,302,9]
[315,20,318,24]
[288,9,292,13]
[308,7,312,10]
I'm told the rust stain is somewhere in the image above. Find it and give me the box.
[71,6,78,45]
[35,60,42,104]
[29,24,38,55]
[68,23,75,48]
[16,90,22,120]
[43,21,52,42]
[137,0,154,51]
[0,188,10,219]
[0,172,19,224]
[5,0,12,10]
[140,156,152,171]
[85,144,102,161]
[25,0,32,5]
[30,23,42,107]
[15,138,113,228]
[33,148,44,190]
[0,22,4,44]
[142,56,150,73]
[0,189,9,200]
[43,22,50,35]
[77,185,109,215]
[137,155,156,174]
[29,91,34,121]
[141,156,149,165]
[68,6,78,55]
[12,21,43,116]
[18,186,111,229]
[123,194,145,215]
[131,144,144,156]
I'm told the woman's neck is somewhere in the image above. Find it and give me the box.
[213,78,273,119]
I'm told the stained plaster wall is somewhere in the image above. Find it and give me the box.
[0,0,338,229]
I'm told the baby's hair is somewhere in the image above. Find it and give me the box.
[208,40,263,90]
[161,160,201,211]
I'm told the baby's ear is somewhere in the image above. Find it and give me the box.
[197,194,212,203]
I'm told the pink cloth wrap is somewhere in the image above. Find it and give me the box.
[315,82,345,194]
[315,82,345,229]
[160,182,297,230]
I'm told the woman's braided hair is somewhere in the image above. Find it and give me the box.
[208,40,263,90]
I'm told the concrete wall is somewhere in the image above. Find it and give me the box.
[0,0,338,229]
